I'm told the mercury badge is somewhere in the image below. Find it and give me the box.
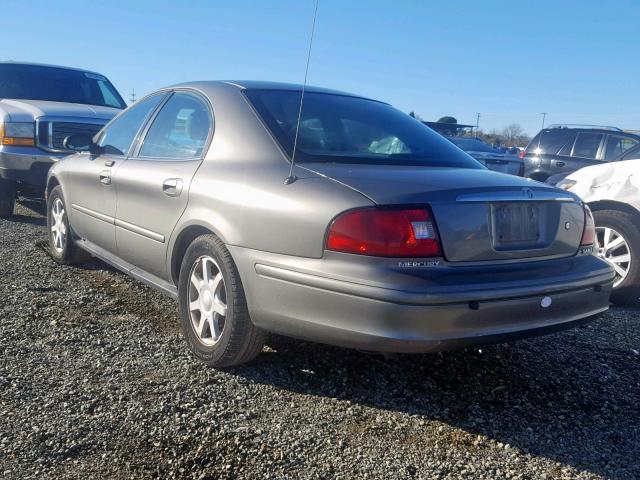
[541,296,552,308]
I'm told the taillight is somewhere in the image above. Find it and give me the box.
[326,207,441,257]
[518,149,526,159]
[581,205,596,246]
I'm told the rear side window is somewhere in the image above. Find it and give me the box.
[572,132,604,159]
[138,92,211,159]
[529,129,575,155]
[97,93,165,156]
[245,89,481,168]
[604,135,639,160]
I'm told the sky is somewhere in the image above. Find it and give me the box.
[1,0,639,136]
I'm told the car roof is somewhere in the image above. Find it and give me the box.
[539,126,640,139]
[171,80,379,102]
[0,61,106,77]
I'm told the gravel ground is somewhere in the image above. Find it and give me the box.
[1,200,639,480]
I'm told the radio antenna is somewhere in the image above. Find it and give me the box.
[284,0,320,185]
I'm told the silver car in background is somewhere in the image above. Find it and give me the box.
[46,81,614,367]
[446,136,524,176]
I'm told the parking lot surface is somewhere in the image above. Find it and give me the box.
[1,201,639,479]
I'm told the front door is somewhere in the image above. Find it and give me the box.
[66,93,166,252]
[113,91,212,280]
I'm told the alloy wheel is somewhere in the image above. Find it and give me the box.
[188,256,228,346]
[50,198,67,253]
[596,226,631,288]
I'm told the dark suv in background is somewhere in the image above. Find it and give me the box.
[521,125,640,181]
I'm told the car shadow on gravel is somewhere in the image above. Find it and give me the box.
[8,198,47,226]
[233,319,640,479]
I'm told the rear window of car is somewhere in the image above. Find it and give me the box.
[245,89,482,169]
[0,63,126,109]
[527,129,575,155]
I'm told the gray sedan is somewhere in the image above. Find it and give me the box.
[46,81,614,367]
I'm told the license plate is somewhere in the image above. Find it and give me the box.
[492,203,540,247]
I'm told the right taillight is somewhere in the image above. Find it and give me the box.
[326,207,441,257]
[518,149,526,159]
[581,205,596,246]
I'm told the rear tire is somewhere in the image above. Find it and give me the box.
[593,209,640,307]
[47,186,89,264]
[177,234,266,367]
[0,179,16,217]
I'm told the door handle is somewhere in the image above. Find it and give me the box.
[99,170,111,185]
[555,161,565,167]
[105,160,116,167]
[162,178,183,197]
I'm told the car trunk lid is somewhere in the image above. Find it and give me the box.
[303,164,585,262]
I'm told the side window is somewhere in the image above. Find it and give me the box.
[604,135,639,160]
[557,132,577,156]
[572,132,604,159]
[138,92,211,159]
[98,94,165,155]
[536,129,572,155]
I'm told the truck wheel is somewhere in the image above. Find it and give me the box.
[0,179,16,217]
[593,210,640,307]
[47,186,89,264]
[177,234,267,368]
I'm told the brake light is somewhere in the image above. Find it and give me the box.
[326,207,441,257]
[581,205,596,246]
[518,149,526,159]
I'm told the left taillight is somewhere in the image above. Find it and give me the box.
[326,207,442,257]
[581,205,596,246]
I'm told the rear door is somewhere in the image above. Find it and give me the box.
[113,90,213,279]
[65,93,166,253]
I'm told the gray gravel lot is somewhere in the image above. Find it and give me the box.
[1,200,639,479]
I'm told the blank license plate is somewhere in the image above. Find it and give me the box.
[492,203,540,247]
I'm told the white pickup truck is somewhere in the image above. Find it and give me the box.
[0,62,125,216]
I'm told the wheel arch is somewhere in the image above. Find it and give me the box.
[45,175,60,201]
[588,200,640,229]
[169,223,219,286]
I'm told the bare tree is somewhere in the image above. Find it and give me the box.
[502,123,524,147]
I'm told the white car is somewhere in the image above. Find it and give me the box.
[557,155,640,306]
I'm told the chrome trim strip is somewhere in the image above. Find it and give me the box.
[114,219,165,243]
[456,190,575,203]
[71,204,114,224]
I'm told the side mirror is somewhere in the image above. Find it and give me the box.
[63,134,102,155]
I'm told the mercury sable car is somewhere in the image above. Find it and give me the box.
[46,81,615,367]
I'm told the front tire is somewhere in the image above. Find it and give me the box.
[177,234,266,367]
[47,186,88,264]
[593,210,640,307]
[0,179,16,217]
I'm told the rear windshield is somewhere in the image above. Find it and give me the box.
[245,89,482,168]
[0,64,125,109]
[527,129,576,155]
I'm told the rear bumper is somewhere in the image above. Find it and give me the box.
[231,247,615,353]
[0,146,64,188]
